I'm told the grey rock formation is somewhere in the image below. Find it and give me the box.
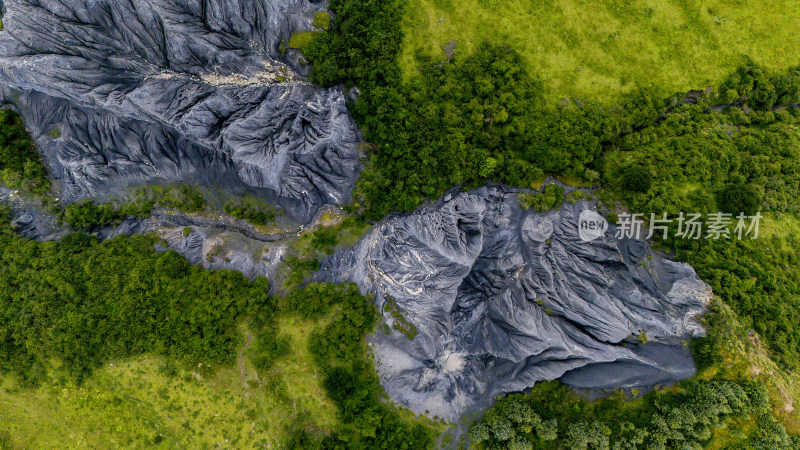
[0,0,360,221]
[321,186,711,420]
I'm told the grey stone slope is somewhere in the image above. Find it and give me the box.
[320,186,711,420]
[0,0,360,221]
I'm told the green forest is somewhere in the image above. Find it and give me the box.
[0,206,267,383]
[303,0,800,220]
[471,378,792,449]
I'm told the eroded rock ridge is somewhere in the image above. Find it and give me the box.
[0,0,360,220]
[322,186,711,420]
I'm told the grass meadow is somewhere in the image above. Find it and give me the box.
[0,320,338,448]
[401,0,800,102]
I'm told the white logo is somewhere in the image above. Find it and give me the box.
[578,210,608,242]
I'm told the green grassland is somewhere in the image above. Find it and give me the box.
[0,320,338,449]
[401,0,800,101]
[761,212,800,239]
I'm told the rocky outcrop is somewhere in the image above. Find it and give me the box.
[321,186,711,420]
[0,0,360,221]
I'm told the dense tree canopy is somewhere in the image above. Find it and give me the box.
[599,74,800,369]
[620,165,653,194]
[0,109,50,193]
[0,206,268,382]
[471,378,791,449]
[303,0,800,221]
[717,183,762,216]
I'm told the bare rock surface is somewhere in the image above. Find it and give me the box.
[320,186,711,420]
[0,0,360,221]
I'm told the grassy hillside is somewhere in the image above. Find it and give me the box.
[0,349,335,448]
[401,0,800,101]
[0,321,338,448]
[0,290,439,448]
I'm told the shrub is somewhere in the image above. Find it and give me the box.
[58,199,152,231]
[310,228,338,253]
[283,255,321,288]
[0,109,50,193]
[59,200,128,231]
[223,196,276,226]
[518,184,564,212]
[720,61,779,110]
[132,184,206,214]
[620,164,652,193]
[717,183,762,215]
[288,31,320,52]
[59,185,212,232]
[565,190,586,204]
[312,11,331,31]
